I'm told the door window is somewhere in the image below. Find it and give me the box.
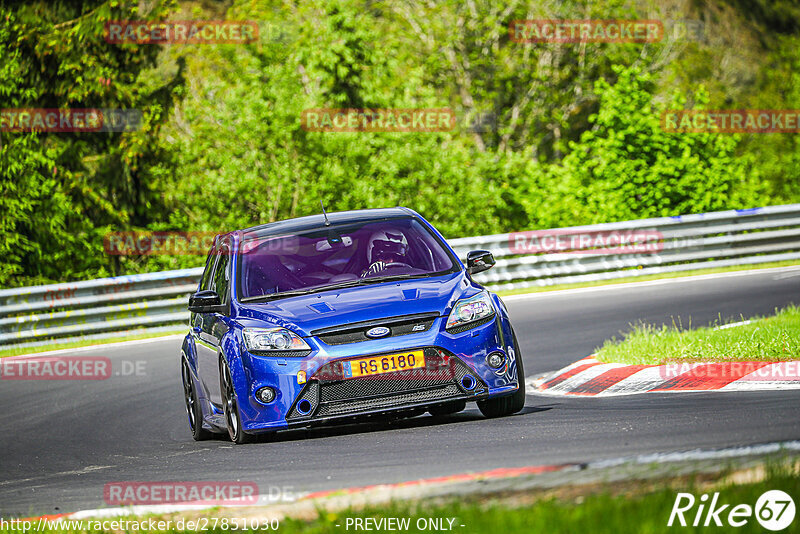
[200,242,219,291]
[212,243,231,304]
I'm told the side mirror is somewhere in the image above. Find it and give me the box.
[466,250,495,275]
[188,290,222,313]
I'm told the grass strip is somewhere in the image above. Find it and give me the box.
[595,305,800,365]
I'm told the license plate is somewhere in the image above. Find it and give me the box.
[343,350,425,379]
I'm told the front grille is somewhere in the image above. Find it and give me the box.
[285,348,485,423]
[312,313,438,345]
[321,372,451,402]
[316,385,461,417]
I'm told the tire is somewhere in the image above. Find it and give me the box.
[181,358,213,441]
[477,328,526,418]
[219,356,255,444]
[428,400,466,416]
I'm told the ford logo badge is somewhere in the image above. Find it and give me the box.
[366,326,390,338]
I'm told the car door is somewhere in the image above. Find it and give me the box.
[195,239,232,407]
[191,241,217,395]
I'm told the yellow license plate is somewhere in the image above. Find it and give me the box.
[343,350,425,378]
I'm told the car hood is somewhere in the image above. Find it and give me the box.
[235,272,473,336]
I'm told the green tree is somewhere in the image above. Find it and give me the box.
[0,0,179,287]
[521,65,762,227]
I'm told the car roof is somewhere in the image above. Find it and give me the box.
[236,207,418,240]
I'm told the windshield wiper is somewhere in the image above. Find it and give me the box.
[358,273,429,285]
[240,280,363,303]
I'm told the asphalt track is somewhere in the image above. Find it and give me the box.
[2,267,799,517]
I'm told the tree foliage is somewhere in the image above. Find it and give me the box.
[520,65,761,227]
[1,0,179,286]
[1,0,797,287]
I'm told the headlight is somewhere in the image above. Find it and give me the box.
[243,327,311,353]
[446,292,495,331]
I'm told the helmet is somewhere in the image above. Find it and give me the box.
[367,230,408,264]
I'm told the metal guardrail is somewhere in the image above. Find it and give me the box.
[2,204,799,349]
[0,269,202,348]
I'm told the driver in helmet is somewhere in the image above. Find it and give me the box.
[362,230,409,277]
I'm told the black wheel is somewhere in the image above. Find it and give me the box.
[478,329,526,418]
[428,400,466,416]
[219,356,254,444]
[181,358,213,441]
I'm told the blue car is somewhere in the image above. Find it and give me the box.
[180,208,525,443]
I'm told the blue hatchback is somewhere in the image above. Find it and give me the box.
[180,207,525,443]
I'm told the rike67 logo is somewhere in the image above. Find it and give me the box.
[669,490,796,531]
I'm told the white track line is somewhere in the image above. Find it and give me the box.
[7,334,186,358]
[502,265,800,302]
[715,320,752,330]
[718,381,800,391]
[589,440,800,468]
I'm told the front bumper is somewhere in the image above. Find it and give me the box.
[285,348,488,426]
[238,315,519,433]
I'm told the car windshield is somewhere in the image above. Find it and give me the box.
[238,217,457,301]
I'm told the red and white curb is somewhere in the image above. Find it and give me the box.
[19,466,568,522]
[20,441,800,523]
[529,357,800,396]
[19,492,304,522]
